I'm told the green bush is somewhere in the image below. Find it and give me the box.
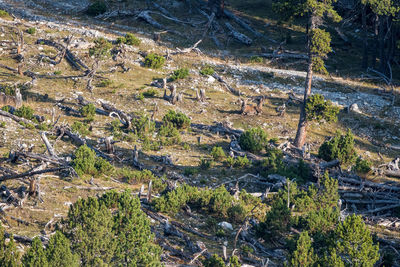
[162,110,191,129]
[80,103,96,121]
[72,145,114,176]
[97,79,113,87]
[117,33,141,46]
[257,197,291,240]
[27,27,36,34]
[318,129,357,164]
[170,68,189,81]
[158,123,181,145]
[14,105,35,120]
[142,88,158,98]
[225,156,236,168]
[89,37,112,59]
[183,167,198,176]
[0,122,5,128]
[352,157,371,174]
[306,94,340,123]
[199,65,215,76]
[234,155,251,168]
[290,231,316,267]
[131,112,155,138]
[118,168,155,184]
[0,84,15,95]
[144,53,165,69]
[239,127,268,153]
[199,158,214,170]
[0,10,9,18]
[203,254,225,267]
[71,121,90,136]
[211,146,226,161]
[250,56,263,63]
[53,70,62,75]
[87,1,107,16]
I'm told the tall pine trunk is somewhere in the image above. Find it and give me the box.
[362,4,368,69]
[294,16,315,148]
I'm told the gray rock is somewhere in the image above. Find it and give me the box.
[218,221,233,231]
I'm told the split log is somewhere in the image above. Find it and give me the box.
[385,170,400,178]
[225,22,252,46]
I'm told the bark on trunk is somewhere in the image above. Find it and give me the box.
[294,15,315,148]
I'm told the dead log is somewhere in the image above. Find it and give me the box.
[225,22,252,46]
[104,136,114,154]
[364,203,400,214]
[0,109,36,127]
[212,73,240,96]
[63,186,114,190]
[384,170,400,178]
[0,166,69,182]
[100,101,131,128]
[12,151,66,165]
[338,176,400,192]
[40,132,57,157]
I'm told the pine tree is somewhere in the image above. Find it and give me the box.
[22,237,48,267]
[334,214,380,266]
[46,231,79,267]
[0,225,20,267]
[63,196,116,266]
[290,231,315,267]
[274,0,341,148]
[100,191,161,266]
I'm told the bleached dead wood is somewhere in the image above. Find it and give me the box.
[63,186,114,190]
[0,110,37,126]
[40,132,57,157]
[338,176,400,192]
[100,101,131,128]
[256,52,309,60]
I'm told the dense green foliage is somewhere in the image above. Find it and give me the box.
[318,129,357,164]
[162,110,191,129]
[72,145,114,176]
[290,231,315,267]
[144,53,165,69]
[45,232,79,267]
[22,237,48,267]
[239,127,268,153]
[203,254,225,267]
[79,103,96,121]
[153,184,264,222]
[63,191,161,266]
[305,94,340,123]
[199,65,215,76]
[0,225,20,266]
[352,157,371,174]
[211,146,226,161]
[116,33,141,46]
[170,68,189,81]
[71,121,90,136]
[26,27,36,35]
[89,37,112,59]
[14,105,35,120]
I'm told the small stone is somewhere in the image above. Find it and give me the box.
[218,221,233,231]
[207,75,216,83]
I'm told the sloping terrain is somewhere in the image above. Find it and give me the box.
[0,0,399,266]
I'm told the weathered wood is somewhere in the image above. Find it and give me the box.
[0,167,69,182]
[338,176,400,192]
[100,101,131,128]
[40,132,57,157]
[0,110,36,126]
[212,73,240,96]
[225,22,252,45]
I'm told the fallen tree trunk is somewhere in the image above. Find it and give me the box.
[0,167,69,182]
[338,176,400,192]
[212,73,241,96]
[225,22,252,45]
[0,110,37,127]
